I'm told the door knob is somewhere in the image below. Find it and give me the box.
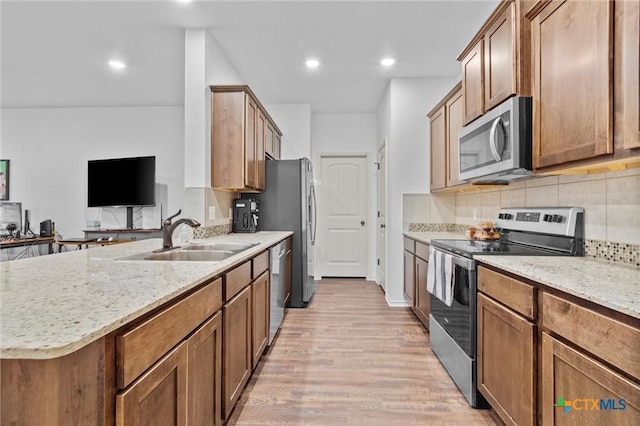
[380,224,386,228]
[361,220,365,226]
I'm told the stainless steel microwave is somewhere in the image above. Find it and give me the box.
[458,96,532,184]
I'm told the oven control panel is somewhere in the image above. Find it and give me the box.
[495,207,584,237]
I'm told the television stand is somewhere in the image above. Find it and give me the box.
[83,228,162,242]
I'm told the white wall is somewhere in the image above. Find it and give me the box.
[382,77,459,305]
[263,104,311,160]
[1,106,184,238]
[182,29,245,226]
[311,113,378,280]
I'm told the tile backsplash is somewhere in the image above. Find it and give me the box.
[404,167,640,268]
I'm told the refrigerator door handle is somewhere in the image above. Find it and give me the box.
[310,184,317,245]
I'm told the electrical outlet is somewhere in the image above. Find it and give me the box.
[208,206,215,220]
[472,208,478,221]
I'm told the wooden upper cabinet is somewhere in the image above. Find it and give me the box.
[245,95,258,189]
[446,87,464,187]
[484,4,515,111]
[274,133,282,159]
[211,85,281,192]
[529,0,614,170]
[617,0,640,151]
[429,105,447,191]
[265,122,275,159]
[428,82,468,192]
[461,41,485,125]
[458,0,531,125]
[256,109,266,191]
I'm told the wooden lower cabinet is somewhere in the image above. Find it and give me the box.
[541,332,640,425]
[403,249,415,305]
[251,270,270,369]
[188,312,223,426]
[414,256,430,329]
[222,285,252,419]
[477,293,535,426]
[116,342,188,426]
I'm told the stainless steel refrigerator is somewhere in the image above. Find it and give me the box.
[249,158,316,308]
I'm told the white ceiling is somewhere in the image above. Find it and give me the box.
[1,0,498,113]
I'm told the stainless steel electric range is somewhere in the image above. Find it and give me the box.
[428,207,585,408]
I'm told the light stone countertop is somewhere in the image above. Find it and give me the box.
[403,231,466,245]
[476,256,640,319]
[404,231,639,320]
[0,231,292,359]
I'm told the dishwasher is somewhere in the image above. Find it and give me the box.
[268,240,286,345]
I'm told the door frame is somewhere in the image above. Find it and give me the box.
[376,139,387,292]
[316,152,372,281]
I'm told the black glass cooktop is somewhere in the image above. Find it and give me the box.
[430,239,564,259]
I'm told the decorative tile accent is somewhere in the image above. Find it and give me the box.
[584,240,640,269]
[193,224,231,239]
[408,223,468,233]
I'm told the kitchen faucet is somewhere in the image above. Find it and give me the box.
[155,209,201,252]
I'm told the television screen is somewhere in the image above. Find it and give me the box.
[88,156,156,207]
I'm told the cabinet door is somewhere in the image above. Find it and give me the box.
[403,250,415,305]
[541,332,640,425]
[445,87,464,187]
[251,271,270,369]
[414,256,430,329]
[477,294,535,426]
[618,0,640,149]
[462,40,484,125]
[283,249,292,307]
[256,110,266,190]
[116,342,188,426]
[222,285,252,419]
[245,95,258,189]
[265,122,275,158]
[484,3,515,111]
[531,0,613,169]
[188,312,223,426]
[429,105,447,191]
[274,133,282,159]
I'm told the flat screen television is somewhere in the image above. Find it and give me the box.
[88,156,156,229]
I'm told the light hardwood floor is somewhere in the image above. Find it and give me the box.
[227,279,501,425]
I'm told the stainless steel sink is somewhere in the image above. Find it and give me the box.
[182,242,258,252]
[117,242,258,262]
[143,250,235,262]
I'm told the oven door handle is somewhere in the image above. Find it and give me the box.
[430,246,475,270]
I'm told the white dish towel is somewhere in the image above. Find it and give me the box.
[427,246,455,307]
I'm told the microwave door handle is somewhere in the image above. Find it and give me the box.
[489,116,503,162]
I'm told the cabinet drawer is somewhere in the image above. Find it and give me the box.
[225,260,252,300]
[478,266,535,320]
[252,251,269,279]
[542,292,640,379]
[403,237,415,253]
[415,242,429,261]
[117,279,221,389]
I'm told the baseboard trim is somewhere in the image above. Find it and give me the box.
[385,295,410,307]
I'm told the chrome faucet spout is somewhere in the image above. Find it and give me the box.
[157,211,201,252]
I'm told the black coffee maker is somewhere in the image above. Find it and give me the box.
[232,198,259,233]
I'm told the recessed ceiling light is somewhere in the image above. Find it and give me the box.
[176,0,192,3]
[305,59,320,68]
[381,58,395,66]
[108,60,126,70]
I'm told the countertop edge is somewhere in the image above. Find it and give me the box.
[1,231,293,359]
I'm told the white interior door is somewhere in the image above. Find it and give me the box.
[377,141,387,292]
[319,155,368,277]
